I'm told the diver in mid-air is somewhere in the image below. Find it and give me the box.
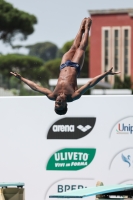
[10,18,120,115]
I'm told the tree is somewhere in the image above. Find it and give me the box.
[113,76,123,89]
[39,58,61,79]
[0,0,37,45]
[123,76,132,89]
[61,40,74,54]
[113,75,132,89]
[0,54,44,75]
[26,42,59,62]
[0,54,47,89]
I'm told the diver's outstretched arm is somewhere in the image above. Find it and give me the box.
[10,72,52,96]
[72,68,120,100]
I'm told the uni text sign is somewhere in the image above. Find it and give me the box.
[110,117,133,138]
[46,148,96,171]
[47,117,96,139]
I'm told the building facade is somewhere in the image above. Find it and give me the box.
[89,9,133,84]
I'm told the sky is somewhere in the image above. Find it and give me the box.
[1,0,133,54]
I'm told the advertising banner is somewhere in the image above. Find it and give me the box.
[0,96,133,200]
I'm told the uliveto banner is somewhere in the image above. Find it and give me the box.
[46,148,96,171]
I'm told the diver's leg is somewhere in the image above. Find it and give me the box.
[61,18,86,64]
[72,18,92,70]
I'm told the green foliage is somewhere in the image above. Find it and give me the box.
[0,54,44,76]
[9,75,20,89]
[41,58,61,79]
[0,54,50,91]
[26,42,58,62]
[12,45,23,49]
[61,40,74,54]
[113,75,132,89]
[56,48,64,58]
[10,88,19,96]
[19,86,43,96]
[113,76,123,89]
[31,67,49,85]
[123,76,132,89]
[0,0,37,44]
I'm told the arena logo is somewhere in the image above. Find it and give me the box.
[52,125,75,132]
[47,117,96,139]
[46,148,96,171]
[110,117,133,137]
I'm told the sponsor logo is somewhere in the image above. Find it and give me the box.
[110,117,133,137]
[77,125,92,132]
[116,124,133,134]
[44,179,95,200]
[57,184,87,192]
[109,148,133,169]
[121,154,133,167]
[46,148,96,171]
[52,125,74,132]
[47,117,96,139]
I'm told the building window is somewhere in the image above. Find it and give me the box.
[102,26,131,83]
[104,30,109,82]
[114,30,119,71]
[104,30,109,71]
[124,29,129,75]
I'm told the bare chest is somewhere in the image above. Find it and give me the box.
[53,83,76,102]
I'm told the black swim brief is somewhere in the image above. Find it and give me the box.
[60,60,80,77]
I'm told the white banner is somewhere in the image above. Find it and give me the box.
[0,96,133,200]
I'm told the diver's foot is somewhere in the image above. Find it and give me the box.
[80,18,87,31]
[85,17,92,30]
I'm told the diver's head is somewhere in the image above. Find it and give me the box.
[54,94,68,115]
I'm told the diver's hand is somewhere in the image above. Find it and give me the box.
[10,72,22,79]
[107,67,121,75]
